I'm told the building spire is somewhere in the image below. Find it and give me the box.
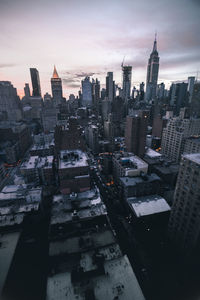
[52,65,59,79]
[153,31,157,52]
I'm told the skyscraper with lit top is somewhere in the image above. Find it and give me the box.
[51,65,63,106]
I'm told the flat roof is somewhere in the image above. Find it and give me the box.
[46,255,145,300]
[21,156,53,170]
[51,202,107,225]
[120,155,148,170]
[145,148,162,158]
[0,186,42,203]
[49,229,116,257]
[120,173,160,187]
[59,150,88,169]
[0,214,24,228]
[127,195,171,217]
[0,232,21,295]
[183,153,200,165]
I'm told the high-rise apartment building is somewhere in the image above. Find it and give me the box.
[168,153,200,253]
[161,113,200,162]
[0,81,21,121]
[24,83,30,98]
[106,72,114,102]
[51,66,63,106]
[187,76,195,103]
[30,68,41,97]
[169,82,188,115]
[145,36,159,102]
[92,78,100,111]
[190,81,200,117]
[122,65,132,101]
[125,110,149,158]
[81,76,92,106]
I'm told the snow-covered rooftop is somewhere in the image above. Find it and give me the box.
[127,195,171,217]
[59,150,88,169]
[21,156,53,169]
[145,148,162,158]
[183,153,200,165]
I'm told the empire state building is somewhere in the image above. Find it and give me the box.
[145,36,159,102]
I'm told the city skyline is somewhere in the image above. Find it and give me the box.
[0,0,200,97]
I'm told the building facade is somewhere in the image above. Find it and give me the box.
[168,153,200,254]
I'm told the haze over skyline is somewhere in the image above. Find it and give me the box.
[0,0,200,98]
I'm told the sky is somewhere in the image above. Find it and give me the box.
[0,0,200,98]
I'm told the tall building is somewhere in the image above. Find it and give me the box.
[145,35,159,102]
[157,82,165,100]
[24,83,30,98]
[81,76,92,107]
[106,72,114,102]
[168,153,200,254]
[161,113,200,162]
[169,82,188,115]
[30,68,41,97]
[139,82,145,101]
[125,110,149,158]
[187,76,195,103]
[51,65,63,106]
[183,136,200,154]
[190,81,200,117]
[122,65,132,101]
[0,81,21,121]
[92,78,100,111]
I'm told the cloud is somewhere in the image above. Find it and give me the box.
[0,63,16,68]
[62,78,76,84]
[75,72,96,78]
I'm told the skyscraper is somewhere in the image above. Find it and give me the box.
[92,78,100,111]
[122,66,132,101]
[0,81,21,121]
[24,83,30,98]
[161,112,200,162]
[81,76,92,107]
[190,81,200,117]
[125,110,149,158]
[187,76,195,103]
[168,153,200,254]
[51,65,63,106]
[30,68,41,97]
[106,72,114,102]
[145,35,159,102]
[169,82,188,115]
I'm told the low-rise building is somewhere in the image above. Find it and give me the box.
[20,156,54,185]
[112,152,148,181]
[46,188,145,300]
[119,173,161,200]
[0,185,42,231]
[58,150,90,194]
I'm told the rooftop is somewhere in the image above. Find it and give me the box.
[21,156,53,169]
[59,150,88,169]
[145,148,162,158]
[127,194,171,217]
[51,202,107,225]
[114,152,148,169]
[183,153,200,165]
[120,173,160,187]
[46,255,145,300]
[49,229,117,257]
[0,186,42,204]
